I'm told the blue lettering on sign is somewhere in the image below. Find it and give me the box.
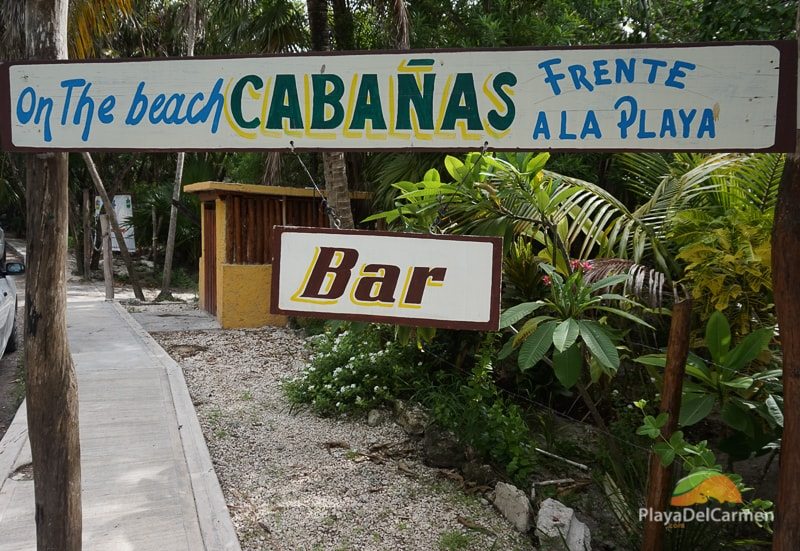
[16,86,54,142]
[125,78,224,132]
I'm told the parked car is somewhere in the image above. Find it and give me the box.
[1,260,24,356]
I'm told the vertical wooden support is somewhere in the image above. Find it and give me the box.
[642,299,692,551]
[82,189,91,280]
[225,196,234,264]
[151,204,158,268]
[24,4,83,547]
[772,13,800,547]
[233,196,243,263]
[100,214,114,301]
[247,198,256,263]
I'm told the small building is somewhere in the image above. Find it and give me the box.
[184,182,371,329]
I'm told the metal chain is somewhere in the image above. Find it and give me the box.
[430,141,490,234]
[289,141,342,229]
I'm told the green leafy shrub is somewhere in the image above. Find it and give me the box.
[421,335,537,485]
[672,208,773,336]
[499,262,652,387]
[636,311,780,459]
[284,323,422,415]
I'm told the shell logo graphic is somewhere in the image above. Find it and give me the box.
[671,470,742,507]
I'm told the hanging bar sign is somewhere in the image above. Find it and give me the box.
[270,227,502,330]
[1,41,795,153]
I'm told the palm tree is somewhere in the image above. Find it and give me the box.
[307,0,355,228]
[158,0,197,300]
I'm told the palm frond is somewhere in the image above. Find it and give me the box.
[584,259,675,308]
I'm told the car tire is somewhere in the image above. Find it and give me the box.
[5,302,18,354]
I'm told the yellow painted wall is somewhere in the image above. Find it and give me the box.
[196,195,287,329]
[218,263,287,328]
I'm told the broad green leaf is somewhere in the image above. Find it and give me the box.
[499,301,544,329]
[423,168,440,182]
[526,152,550,175]
[653,442,676,467]
[654,412,669,428]
[721,401,753,436]
[552,344,582,388]
[634,354,666,367]
[721,377,754,390]
[724,327,773,373]
[362,210,397,222]
[444,155,464,179]
[518,321,557,371]
[513,315,556,347]
[669,430,684,447]
[498,338,515,360]
[672,469,721,497]
[593,306,654,329]
[636,424,660,438]
[552,319,580,352]
[684,355,713,385]
[706,311,731,362]
[578,320,620,370]
[679,394,716,427]
[398,187,457,200]
[764,395,784,428]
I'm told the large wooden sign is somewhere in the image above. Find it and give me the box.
[1,41,795,152]
[270,227,502,330]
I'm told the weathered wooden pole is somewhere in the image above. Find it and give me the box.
[24,1,82,549]
[642,299,692,551]
[82,189,91,280]
[772,14,800,548]
[100,214,114,301]
[82,152,145,301]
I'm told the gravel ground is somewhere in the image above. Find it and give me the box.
[152,326,536,551]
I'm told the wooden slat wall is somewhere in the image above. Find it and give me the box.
[223,193,347,264]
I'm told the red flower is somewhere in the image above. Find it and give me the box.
[542,275,552,286]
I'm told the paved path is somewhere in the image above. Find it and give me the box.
[0,284,238,550]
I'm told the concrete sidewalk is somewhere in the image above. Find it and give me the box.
[0,289,239,550]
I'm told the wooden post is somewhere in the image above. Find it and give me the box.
[642,299,692,551]
[772,10,800,548]
[82,189,91,280]
[100,214,114,301]
[24,2,82,549]
[82,153,145,301]
[151,204,158,267]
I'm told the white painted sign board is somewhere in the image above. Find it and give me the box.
[94,194,136,252]
[271,227,502,330]
[2,42,795,152]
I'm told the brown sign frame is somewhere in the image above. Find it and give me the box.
[270,226,503,330]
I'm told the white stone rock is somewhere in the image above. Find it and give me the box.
[493,482,531,533]
[367,409,384,427]
[536,498,591,551]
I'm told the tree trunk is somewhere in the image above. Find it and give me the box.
[262,151,282,185]
[772,12,800,550]
[82,153,145,301]
[391,0,410,49]
[24,2,82,549]
[159,0,197,299]
[307,0,355,229]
